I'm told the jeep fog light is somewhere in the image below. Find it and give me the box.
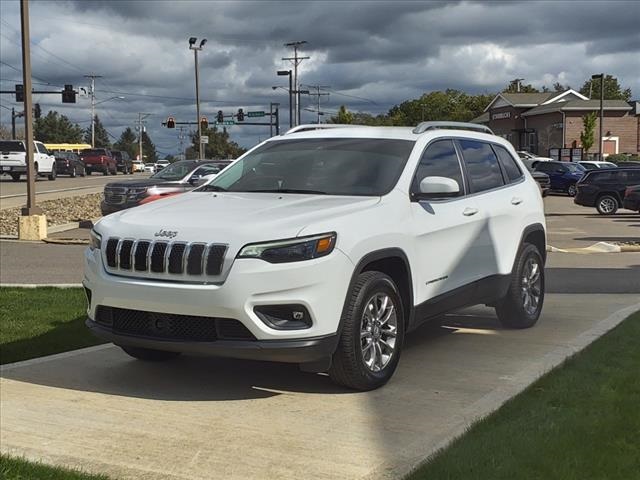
[254,305,312,330]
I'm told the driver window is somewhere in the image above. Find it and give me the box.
[411,140,464,196]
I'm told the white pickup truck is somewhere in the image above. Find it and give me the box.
[0,139,57,181]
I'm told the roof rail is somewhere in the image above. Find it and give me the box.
[284,124,368,135]
[412,121,494,135]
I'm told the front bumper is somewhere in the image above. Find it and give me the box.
[84,244,354,347]
[100,200,131,215]
[86,318,338,363]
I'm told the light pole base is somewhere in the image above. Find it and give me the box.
[18,214,47,241]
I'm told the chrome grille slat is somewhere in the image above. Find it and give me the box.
[105,237,226,281]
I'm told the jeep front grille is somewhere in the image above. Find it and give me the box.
[104,237,227,280]
[104,186,127,205]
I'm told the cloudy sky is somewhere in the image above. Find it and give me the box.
[1,0,638,155]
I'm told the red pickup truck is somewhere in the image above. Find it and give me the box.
[80,148,117,176]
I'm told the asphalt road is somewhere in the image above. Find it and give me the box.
[0,172,150,210]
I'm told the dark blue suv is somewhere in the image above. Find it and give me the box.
[533,161,586,196]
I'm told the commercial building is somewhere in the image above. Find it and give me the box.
[472,90,639,158]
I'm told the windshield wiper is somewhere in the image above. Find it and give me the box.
[245,188,328,195]
[198,185,227,192]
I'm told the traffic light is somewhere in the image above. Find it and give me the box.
[15,84,24,102]
[217,110,224,123]
[62,84,76,103]
[237,108,244,121]
[34,103,41,119]
[166,116,175,128]
[201,116,208,130]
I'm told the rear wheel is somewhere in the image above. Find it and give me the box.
[80,165,86,177]
[329,271,404,391]
[496,243,544,329]
[119,345,181,361]
[567,183,577,197]
[47,164,56,180]
[86,169,92,175]
[596,195,618,215]
[102,166,109,176]
[70,165,77,178]
[10,173,21,182]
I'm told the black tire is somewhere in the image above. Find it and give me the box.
[329,271,405,391]
[102,166,109,176]
[119,345,181,361]
[495,243,544,329]
[10,173,21,182]
[596,194,618,215]
[567,183,577,197]
[70,165,77,178]
[86,169,92,176]
[47,164,56,180]
[80,165,86,177]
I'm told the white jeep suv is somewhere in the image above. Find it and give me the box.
[85,122,546,390]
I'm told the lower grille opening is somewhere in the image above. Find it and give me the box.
[95,306,256,342]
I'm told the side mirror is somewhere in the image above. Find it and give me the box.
[414,176,460,200]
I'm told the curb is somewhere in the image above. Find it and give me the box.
[0,283,83,288]
[43,238,89,245]
[376,301,640,480]
[547,242,640,254]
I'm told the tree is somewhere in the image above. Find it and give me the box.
[141,131,158,163]
[33,110,83,143]
[579,74,632,101]
[83,115,111,148]
[113,127,137,159]
[580,112,598,153]
[335,105,354,124]
[186,125,245,160]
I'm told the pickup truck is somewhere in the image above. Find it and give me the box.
[80,148,118,176]
[0,140,57,181]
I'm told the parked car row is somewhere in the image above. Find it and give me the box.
[574,167,640,214]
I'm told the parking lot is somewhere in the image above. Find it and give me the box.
[1,192,639,479]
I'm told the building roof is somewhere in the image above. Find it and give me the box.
[470,112,490,124]
[521,99,633,117]
[483,89,589,112]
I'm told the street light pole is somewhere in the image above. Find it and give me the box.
[283,41,309,127]
[592,73,604,161]
[84,74,102,148]
[277,70,292,129]
[189,37,207,159]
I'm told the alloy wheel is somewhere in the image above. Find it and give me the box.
[598,197,616,214]
[360,293,398,372]
[521,255,542,316]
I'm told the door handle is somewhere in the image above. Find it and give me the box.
[463,207,479,216]
[511,197,523,205]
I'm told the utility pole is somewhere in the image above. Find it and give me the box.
[591,73,604,161]
[84,74,102,148]
[137,113,151,162]
[189,37,207,159]
[11,107,25,139]
[307,85,330,123]
[20,0,41,217]
[283,41,309,126]
[177,126,187,159]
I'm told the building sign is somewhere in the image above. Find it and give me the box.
[491,111,511,120]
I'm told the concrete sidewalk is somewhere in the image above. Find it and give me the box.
[2,294,639,480]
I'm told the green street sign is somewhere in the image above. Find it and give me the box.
[216,120,236,125]
[247,111,265,118]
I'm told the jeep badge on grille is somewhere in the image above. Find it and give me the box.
[154,229,178,239]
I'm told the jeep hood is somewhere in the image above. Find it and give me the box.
[97,191,380,252]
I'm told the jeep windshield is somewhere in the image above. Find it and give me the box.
[198,138,414,196]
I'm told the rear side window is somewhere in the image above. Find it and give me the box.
[493,145,523,182]
[411,139,464,195]
[0,141,25,152]
[458,139,505,192]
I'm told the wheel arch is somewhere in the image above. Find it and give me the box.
[339,248,414,334]
[520,223,546,264]
[596,191,622,205]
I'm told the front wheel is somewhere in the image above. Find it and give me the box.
[567,183,577,197]
[596,195,618,215]
[10,173,21,182]
[496,243,544,329]
[47,164,56,180]
[119,345,181,361]
[329,271,405,391]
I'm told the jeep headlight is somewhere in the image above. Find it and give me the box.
[89,229,102,251]
[238,233,336,263]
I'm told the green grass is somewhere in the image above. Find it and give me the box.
[408,311,640,480]
[0,287,104,365]
[0,455,110,480]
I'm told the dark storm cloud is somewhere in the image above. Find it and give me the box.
[1,0,639,152]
